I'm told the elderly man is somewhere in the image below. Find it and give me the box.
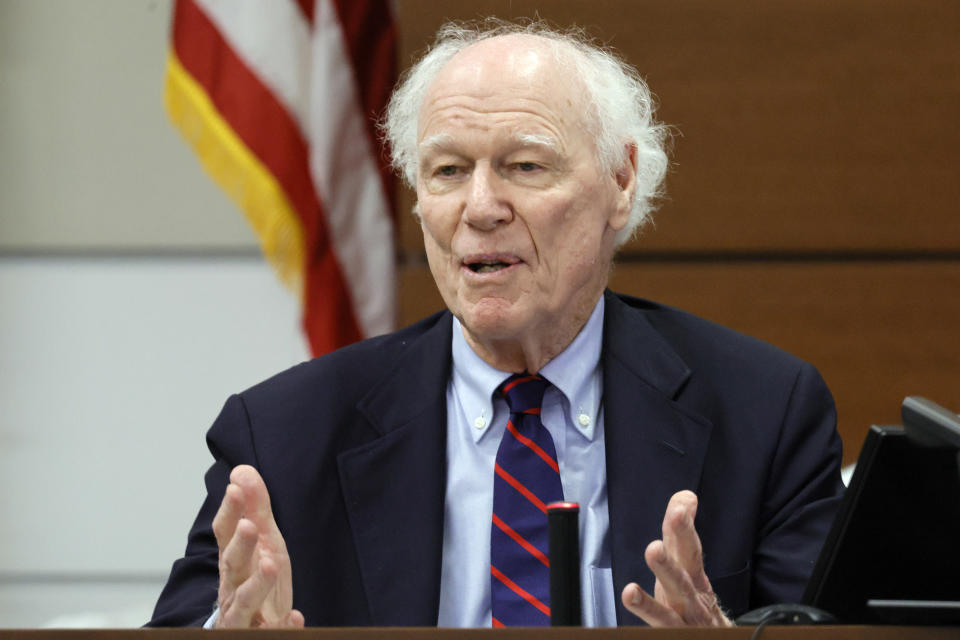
[149,22,843,629]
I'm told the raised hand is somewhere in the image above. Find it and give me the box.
[211,465,304,628]
[621,490,732,627]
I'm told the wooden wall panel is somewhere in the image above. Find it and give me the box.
[400,262,960,465]
[393,0,960,253]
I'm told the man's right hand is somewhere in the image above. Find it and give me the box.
[211,465,304,628]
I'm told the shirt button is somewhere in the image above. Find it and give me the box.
[578,413,591,428]
[474,416,486,429]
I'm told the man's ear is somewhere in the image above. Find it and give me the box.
[609,143,638,232]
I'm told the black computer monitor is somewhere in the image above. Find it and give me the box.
[802,397,960,624]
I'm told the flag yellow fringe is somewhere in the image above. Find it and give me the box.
[163,50,304,297]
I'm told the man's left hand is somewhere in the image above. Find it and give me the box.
[621,490,733,627]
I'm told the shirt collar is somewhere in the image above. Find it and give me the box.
[450,297,605,443]
[450,316,504,442]
[540,298,604,442]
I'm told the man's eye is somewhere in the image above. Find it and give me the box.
[513,162,540,172]
[436,165,459,177]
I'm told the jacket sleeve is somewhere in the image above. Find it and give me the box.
[750,362,845,607]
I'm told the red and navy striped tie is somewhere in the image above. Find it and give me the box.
[491,373,563,627]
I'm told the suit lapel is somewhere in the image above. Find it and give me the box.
[337,314,453,626]
[601,292,714,625]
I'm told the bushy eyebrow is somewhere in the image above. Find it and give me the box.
[418,134,454,155]
[416,133,564,176]
[418,133,561,155]
[513,133,562,154]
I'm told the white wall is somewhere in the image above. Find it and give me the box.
[0,0,311,627]
[0,0,253,248]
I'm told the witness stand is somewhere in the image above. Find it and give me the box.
[1,628,957,639]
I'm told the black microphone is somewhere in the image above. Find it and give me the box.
[547,501,581,626]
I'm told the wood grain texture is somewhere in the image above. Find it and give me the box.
[392,0,960,253]
[400,261,960,465]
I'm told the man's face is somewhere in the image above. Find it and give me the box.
[416,36,632,361]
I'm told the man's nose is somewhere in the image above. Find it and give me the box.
[462,165,512,230]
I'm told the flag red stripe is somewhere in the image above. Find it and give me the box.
[494,463,547,514]
[293,0,315,24]
[490,565,551,618]
[491,616,504,627]
[505,420,560,474]
[171,0,362,354]
[303,257,363,353]
[492,513,550,567]
[331,0,397,219]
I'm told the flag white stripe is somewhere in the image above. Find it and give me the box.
[308,0,395,337]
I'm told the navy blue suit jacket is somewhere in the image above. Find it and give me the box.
[149,291,843,626]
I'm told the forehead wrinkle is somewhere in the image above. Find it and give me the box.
[419,71,577,128]
[424,92,571,123]
[419,101,571,152]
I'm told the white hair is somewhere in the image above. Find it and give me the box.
[381,19,670,246]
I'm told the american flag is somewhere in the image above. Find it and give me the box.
[165,0,396,356]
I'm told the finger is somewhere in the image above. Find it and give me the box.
[285,609,306,628]
[645,541,716,626]
[213,482,245,550]
[662,491,710,591]
[695,588,732,626]
[228,466,297,620]
[228,466,299,621]
[621,582,683,627]
[217,555,280,628]
[230,465,282,537]
[219,518,259,591]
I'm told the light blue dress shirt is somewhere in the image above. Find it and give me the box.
[437,297,617,627]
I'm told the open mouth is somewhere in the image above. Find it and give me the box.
[469,261,510,273]
[464,255,520,274]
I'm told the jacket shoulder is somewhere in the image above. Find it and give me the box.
[608,291,806,374]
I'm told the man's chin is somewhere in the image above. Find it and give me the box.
[456,305,531,345]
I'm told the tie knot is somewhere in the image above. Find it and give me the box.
[500,373,549,413]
